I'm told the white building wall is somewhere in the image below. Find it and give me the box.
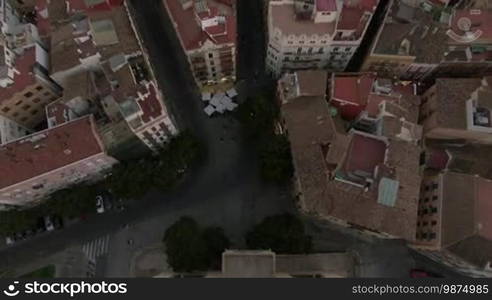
[0,153,118,208]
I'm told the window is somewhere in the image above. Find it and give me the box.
[432,183,438,189]
[35,86,43,91]
[13,112,19,117]
[43,91,51,96]
[1,107,10,113]
[15,100,22,106]
[208,53,213,58]
[24,91,33,98]
[21,117,28,122]
[32,98,40,103]
[431,220,437,226]
[297,48,302,54]
[430,207,438,213]
[22,104,31,111]
[30,109,38,115]
[429,232,436,239]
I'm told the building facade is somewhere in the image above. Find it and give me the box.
[0,115,118,209]
[420,76,492,144]
[164,0,237,88]
[266,0,379,77]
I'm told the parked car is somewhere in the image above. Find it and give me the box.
[44,216,55,231]
[96,195,105,214]
[5,236,14,245]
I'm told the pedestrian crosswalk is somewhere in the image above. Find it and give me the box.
[82,235,111,262]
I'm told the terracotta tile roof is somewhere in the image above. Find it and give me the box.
[433,78,482,130]
[296,70,328,96]
[439,174,492,267]
[372,0,449,64]
[336,0,378,39]
[0,116,105,190]
[427,149,450,170]
[50,5,140,73]
[342,133,386,175]
[165,0,236,51]
[316,0,337,12]
[283,93,420,240]
[332,73,376,106]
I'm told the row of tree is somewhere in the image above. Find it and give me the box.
[163,213,312,273]
[236,91,294,185]
[0,132,204,235]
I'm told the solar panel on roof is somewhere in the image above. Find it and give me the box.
[377,177,399,207]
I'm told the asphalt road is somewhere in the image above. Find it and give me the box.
[0,0,465,278]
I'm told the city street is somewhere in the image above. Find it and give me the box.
[0,0,464,278]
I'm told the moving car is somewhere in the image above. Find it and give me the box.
[96,195,105,214]
[44,216,55,231]
[5,236,14,245]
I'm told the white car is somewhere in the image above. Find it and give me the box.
[5,236,14,245]
[44,216,54,231]
[96,196,105,214]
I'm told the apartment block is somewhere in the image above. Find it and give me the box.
[39,0,179,151]
[415,172,492,270]
[362,0,492,80]
[0,115,118,209]
[164,0,237,88]
[0,44,62,129]
[420,76,492,143]
[278,70,422,240]
[266,0,379,77]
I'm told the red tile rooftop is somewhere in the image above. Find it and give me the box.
[316,0,337,12]
[0,47,36,104]
[0,116,104,190]
[333,73,375,106]
[427,149,450,171]
[337,0,378,31]
[342,132,386,176]
[165,0,236,51]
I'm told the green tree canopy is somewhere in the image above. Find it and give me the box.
[246,213,312,254]
[259,134,294,184]
[163,217,230,273]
